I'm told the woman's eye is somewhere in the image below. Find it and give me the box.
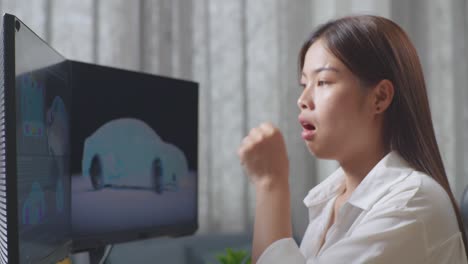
[317,80,326,86]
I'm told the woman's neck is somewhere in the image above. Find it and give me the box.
[338,147,389,196]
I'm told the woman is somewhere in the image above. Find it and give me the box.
[238,15,468,263]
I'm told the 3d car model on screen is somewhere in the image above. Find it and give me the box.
[81,118,189,193]
[158,142,189,191]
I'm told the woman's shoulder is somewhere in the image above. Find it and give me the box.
[376,170,460,244]
[373,170,450,207]
[387,170,454,212]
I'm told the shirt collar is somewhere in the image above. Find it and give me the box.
[303,151,414,211]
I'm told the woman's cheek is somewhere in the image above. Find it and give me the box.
[317,95,339,121]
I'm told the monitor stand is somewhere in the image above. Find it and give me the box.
[71,246,110,264]
[89,246,107,264]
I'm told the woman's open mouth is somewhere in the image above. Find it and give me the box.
[300,121,316,140]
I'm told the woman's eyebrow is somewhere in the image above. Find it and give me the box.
[313,66,339,74]
[302,66,340,77]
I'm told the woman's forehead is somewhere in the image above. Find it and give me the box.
[303,40,344,76]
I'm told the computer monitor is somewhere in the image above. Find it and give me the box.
[70,61,198,252]
[0,14,72,263]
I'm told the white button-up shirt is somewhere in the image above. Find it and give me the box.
[257,151,468,264]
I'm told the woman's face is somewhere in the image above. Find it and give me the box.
[298,39,375,161]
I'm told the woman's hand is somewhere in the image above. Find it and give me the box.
[237,122,289,189]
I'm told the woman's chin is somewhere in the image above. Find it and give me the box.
[306,142,320,156]
[306,142,336,160]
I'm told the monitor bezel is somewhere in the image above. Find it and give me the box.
[4,12,20,264]
[72,221,198,252]
[3,13,72,264]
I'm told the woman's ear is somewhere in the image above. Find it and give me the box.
[373,79,394,114]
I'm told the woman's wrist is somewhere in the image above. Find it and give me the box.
[252,173,292,263]
[254,174,289,193]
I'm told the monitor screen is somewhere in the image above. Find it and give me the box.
[1,14,72,264]
[70,61,198,251]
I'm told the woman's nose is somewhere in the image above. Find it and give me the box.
[297,97,307,110]
[297,90,313,110]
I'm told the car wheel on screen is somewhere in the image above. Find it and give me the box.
[152,158,163,194]
[90,155,104,190]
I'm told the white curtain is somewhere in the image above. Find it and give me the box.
[2,0,467,240]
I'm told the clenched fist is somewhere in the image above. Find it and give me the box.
[237,122,289,188]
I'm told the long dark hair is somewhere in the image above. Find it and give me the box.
[299,15,467,255]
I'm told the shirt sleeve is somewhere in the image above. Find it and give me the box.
[256,238,306,264]
[427,232,468,264]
